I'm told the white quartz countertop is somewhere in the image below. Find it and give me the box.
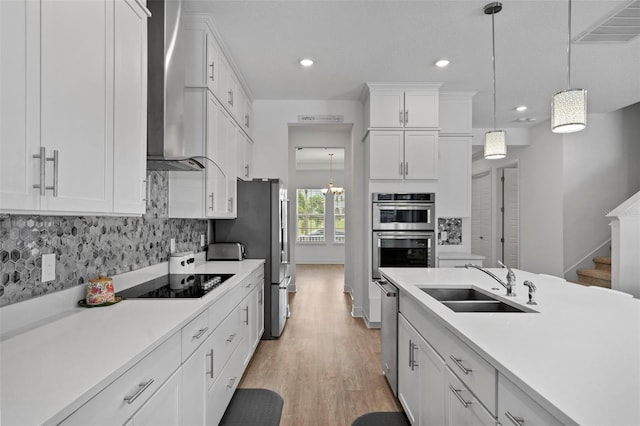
[379,267,640,426]
[0,259,264,426]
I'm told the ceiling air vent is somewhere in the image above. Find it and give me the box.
[575,0,640,43]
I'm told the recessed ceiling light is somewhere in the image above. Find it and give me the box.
[516,117,537,122]
[300,58,314,67]
[515,105,528,112]
[435,59,450,68]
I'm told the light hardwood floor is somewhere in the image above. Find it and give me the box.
[239,264,402,425]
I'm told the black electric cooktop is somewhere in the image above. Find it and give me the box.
[116,273,235,299]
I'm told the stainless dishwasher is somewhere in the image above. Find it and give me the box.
[376,279,399,396]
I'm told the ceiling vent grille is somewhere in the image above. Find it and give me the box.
[575,0,640,43]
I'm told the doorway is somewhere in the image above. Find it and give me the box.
[471,170,493,266]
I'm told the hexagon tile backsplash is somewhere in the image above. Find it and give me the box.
[0,172,207,307]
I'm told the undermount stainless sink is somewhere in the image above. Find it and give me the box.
[421,288,495,301]
[420,287,535,313]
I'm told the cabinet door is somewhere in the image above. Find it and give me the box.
[0,0,40,211]
[237,134,252,181]
[182,334,214,426]
[128,369,182,426]
[40,0,113,213]
[438,137,471,217]
[113,0,149,215]
[404,131,438,180]
[445,368,495,426]
[398,315,420,425]
[370,90,405,127]
[212,102,231,217]
[369,131,404,180]
[419,340,447,426]
[256,284,264,339]
[404,90,439,128]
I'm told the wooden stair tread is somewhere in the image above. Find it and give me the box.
[576,269,611,280]
[593,256,611,265]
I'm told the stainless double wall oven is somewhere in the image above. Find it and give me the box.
[372,193,436,279]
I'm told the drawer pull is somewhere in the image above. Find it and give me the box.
[193,327,209,340]
[450,355,472,375]
[449,384,471,408]
[206,349,214,378]
[505,411,525,426]
[226,333,237,343]
[243,306,249,325]
[124,379,154,404]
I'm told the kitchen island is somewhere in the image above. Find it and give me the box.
[1,259,264,426]
[379,267,640,426]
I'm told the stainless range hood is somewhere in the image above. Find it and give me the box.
[146,0,203,172]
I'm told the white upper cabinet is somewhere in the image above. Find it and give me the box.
[367,84,441,129]
[0,0,149,216]
[438,137,472,217]
[369,130,438,180]
[113,0,150,215]
[439,92,474,135]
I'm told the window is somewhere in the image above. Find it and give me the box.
[334,193,345,243]
[297,189,325,242]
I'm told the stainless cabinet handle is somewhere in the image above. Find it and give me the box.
[228,90,234,106]
[405,110,408,125]
[411,342,418,369]
[405,162,409,176]
[226,376,237,390]
[209,193,214,210]
[226,333,236,343]
[46,150,58,197]
[124,379,154,404]
[505,411,525,426]
[258,290,263,304]
[193,327,209,339]
[209,62,214,81]
[244,164,249,178]
[243,306,249,325]
[399,162,403,176]
[399,110,404,125]
[33,147,46,195]
[408,340,412,367]
[449,384,471,408]
[245,114,249,128]
[206,349,214,378]
[450,355,473,375]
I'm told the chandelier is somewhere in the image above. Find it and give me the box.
[321,153,344,196]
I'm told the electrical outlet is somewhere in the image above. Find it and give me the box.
[170,238,176,253]
[42,254,56,282]
[200,234,205,247]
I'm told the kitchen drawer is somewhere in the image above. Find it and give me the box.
[444,333,497,416]
[210,304,243,381]
[60,332,181,426]
[498,373,562,426]
[446,367,496,426]
[181,309,210,362]
[206,336,246,426]
[208,280,244,331]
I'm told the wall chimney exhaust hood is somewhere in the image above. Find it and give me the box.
[146,0,203,172]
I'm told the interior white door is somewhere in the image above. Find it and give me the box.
[502,167,520,268]
[472,172,492,267]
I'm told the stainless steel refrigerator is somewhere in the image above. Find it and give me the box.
[215,178,291,339]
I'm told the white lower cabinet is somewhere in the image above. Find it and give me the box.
[125,368,182,426]
[398,313,446,426]
[498,373,562,426]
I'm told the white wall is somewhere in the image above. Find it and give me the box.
[472,124,565,275]
[562,103,640,277]
[252,100,366,316]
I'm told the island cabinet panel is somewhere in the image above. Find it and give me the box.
[445,368,495,426]
[124,369,182,426]
[498,373,562,426]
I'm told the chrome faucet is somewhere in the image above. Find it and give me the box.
[465,260,517,297]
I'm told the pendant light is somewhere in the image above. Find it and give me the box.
[320,153,344,196]
[484,2,507,160]
[551,0,587,133]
